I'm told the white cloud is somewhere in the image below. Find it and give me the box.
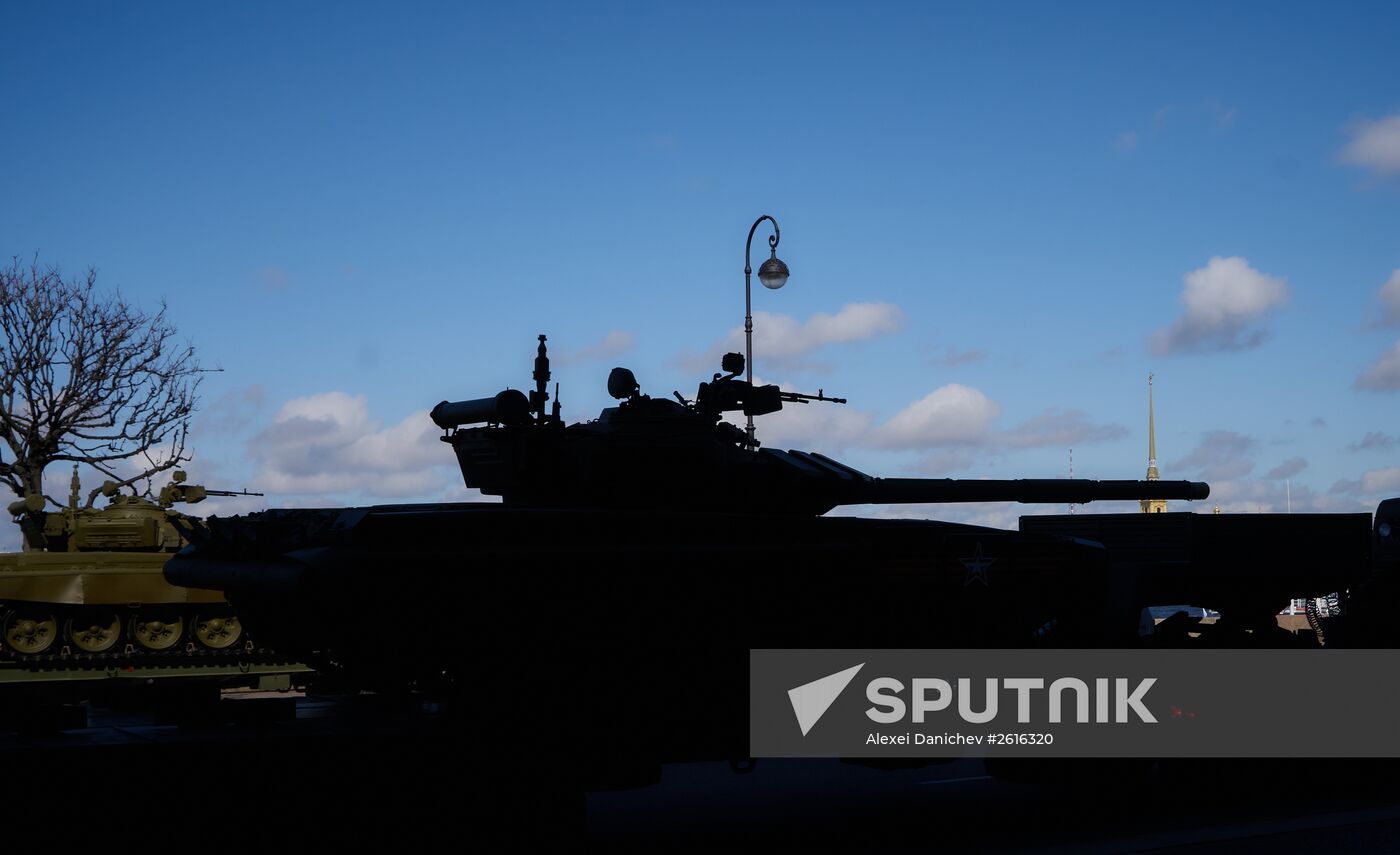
[911,450,979,476]
[1356,341,1400,391]
[1211,104,1239,129]
[257,266,291,290]
[1265,457,1307,480]
[932,347,988,367]
[685,303,905,371]
[1114,131,1138,153]
[1361,467,1400,494]
[1330,479,1360,496]
[1172,430,1258,481]
[748,387,1125,456]
[192,385,267,439]
[1375,270,1400,327]
[1206,478,1318,513]
[249,392,458,498]
[556,331,635,365]
[1340,113,1400,177]
[998,408,1128,449]
[1149,257,1290,355]
[1348,432,1398,452]
[867,384,1000,450]
[1202,473,1388,514]
[739,402,875,456]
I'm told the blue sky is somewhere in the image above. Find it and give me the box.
[2,1,1398,545]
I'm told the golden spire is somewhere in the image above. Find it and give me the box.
[1141,372,1166,513]
[1146,372,1158,481]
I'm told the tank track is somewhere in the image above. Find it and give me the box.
[3,641,282,667]
[0,601,307,682]
[0,639,312,691]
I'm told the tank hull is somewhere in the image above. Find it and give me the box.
[0,551,226,606]
[2,537,303,685]
[167,502,1130,767]
[166,498,1399,775]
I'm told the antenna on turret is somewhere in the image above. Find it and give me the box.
[532,334,551,425]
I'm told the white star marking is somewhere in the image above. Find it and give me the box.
[961,542,996,587]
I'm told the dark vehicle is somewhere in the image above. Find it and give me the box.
[166,329,1400,806]
[169,335,1396,786]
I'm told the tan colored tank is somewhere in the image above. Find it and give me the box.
[1,469,255,661]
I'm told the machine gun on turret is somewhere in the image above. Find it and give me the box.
[157,470,264,508]
[686,350,847,428]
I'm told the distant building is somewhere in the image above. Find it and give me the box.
[1140,373,1167,514]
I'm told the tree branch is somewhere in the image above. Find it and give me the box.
[0,257,202,506]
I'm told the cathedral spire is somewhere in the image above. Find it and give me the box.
[1146,372,1158,480]
[1141,372,1166,513]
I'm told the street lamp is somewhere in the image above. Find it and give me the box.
[744,214,790,448]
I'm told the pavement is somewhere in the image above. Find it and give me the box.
[4,691,1398,851]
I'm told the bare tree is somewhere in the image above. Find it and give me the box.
[0,258,202,507]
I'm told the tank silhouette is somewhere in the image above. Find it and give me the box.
[163,333,1400,795]
[1,469,306,690]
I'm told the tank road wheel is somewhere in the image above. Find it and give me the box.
[3,609,59,655]
[130,613,184,651]
[192,611,243,650]
[67,611,124,653]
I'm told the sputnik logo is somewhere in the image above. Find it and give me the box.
[788,663,865,736]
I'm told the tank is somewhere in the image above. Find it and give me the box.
[165,334,1400,789]
[1,468,307,690]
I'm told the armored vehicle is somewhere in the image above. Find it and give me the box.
[1,469,307,693]
[166,335,1385,787]
[166,318,1400,797]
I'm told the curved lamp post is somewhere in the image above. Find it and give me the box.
[744,214,790,448]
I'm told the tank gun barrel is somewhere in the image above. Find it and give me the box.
[845,478,1209,505]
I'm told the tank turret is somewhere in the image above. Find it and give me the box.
[9,468,261,554]
[430,337,1208,515]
